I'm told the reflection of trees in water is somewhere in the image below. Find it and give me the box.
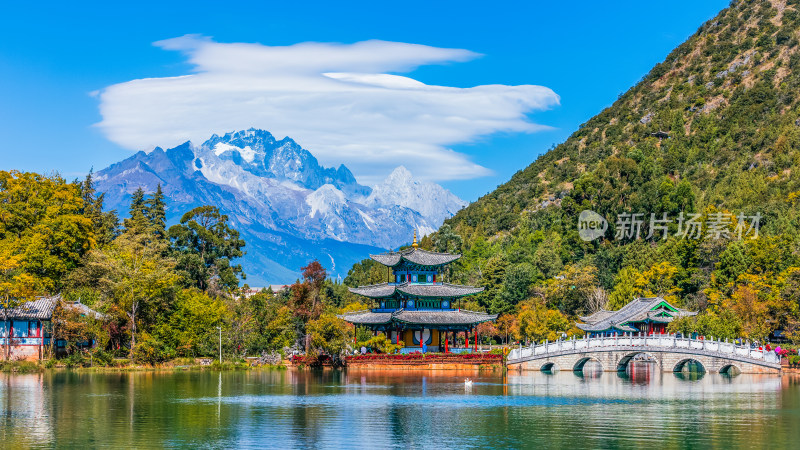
[506,370,785,448]
[0,369,794,447]
[2,373,51,446]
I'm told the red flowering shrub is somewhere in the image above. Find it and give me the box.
[345,352,502,364]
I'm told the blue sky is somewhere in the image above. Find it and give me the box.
[0,0,729,201]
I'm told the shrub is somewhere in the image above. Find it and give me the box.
[358,335,403,354]
[63,352,87,368]
[131,333,175,365]
[91,349,113,366]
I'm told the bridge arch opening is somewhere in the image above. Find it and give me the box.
[616,352,659,372]
[540,362,560,373]
[720,364,742,376]
[573,357,604,374]
[673,358,706,374]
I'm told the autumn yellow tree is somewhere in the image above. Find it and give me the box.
[516,299,571,344]
[0,245,37,358]
[0,170,95,293]
[545,264,599,315]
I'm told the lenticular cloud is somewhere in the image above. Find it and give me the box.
[95,35,559,182]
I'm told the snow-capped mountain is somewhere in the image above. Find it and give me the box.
[363,166,466,228]
[94,129,466,284]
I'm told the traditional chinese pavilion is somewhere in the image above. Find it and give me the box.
[339,232,496,352]
[576,297,697,337]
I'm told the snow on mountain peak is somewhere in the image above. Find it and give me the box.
[306,184,347,218]
[386,165,413,183]
[93,128,466,283]
[366,166,466,228]
[213,142,257,163]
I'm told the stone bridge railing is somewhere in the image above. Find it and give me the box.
[507,334,780,367]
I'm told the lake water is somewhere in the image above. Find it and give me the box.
[1,364,798,448]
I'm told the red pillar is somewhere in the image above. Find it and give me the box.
[444,332,448,353]
[473,328,477,351]
[466,331,469,351]
[419,330,423,349]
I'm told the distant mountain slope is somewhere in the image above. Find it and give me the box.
[434,0,800,312]
[448,0,800,239]
[94,129,466,284]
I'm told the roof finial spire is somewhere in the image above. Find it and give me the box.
[412,229,418,248]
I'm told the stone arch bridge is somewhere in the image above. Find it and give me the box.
[507,335,781,374]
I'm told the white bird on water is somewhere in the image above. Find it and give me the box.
[464,378,473,388]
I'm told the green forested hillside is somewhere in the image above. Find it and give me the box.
[420,0,800,342]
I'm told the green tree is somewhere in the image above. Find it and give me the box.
[668,309,742,340]
[545,264,599,315]
[344,258,391,287]
[433,223,463,254]
[157,289,226,357]
[168,206,246,293]
[608,267,642,310]
[478,254,508,310]
[78,226,179,356]
[516,300,571,343]
[144,184,167,240]
[493,262,539,315]
[0,170,95,292]
[80,170,120,247]
[307,313,351,357]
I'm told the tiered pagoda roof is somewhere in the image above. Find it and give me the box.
[338,309,497,327]
[576,297,697,333]
[343,232,496,333]
[370,247,460,268]
[348,282,484,299]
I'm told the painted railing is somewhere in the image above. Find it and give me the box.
[396,347,473,354]
[507,334,780,365]
[0,337,49,345]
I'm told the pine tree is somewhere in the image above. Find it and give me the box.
[80,170,119,247]
[124,187,148,235]
[145,184,167,240]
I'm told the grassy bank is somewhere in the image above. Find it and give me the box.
[0,360,45,373]
[1,359,287,373]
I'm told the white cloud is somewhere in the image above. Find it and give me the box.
[95,35,559,182]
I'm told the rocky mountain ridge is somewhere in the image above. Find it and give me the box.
[95,128,466,284]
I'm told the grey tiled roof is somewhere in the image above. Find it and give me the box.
[349,283,398,298]
[370,248,461,268]
[579,310,615,323]
[398,283,483,298]
[65,301,107,320]
[338,309,497,327]
[337,310,393,325]
[392,309,497,326]
[576,297,696,332]
[0,296,59,320]
[348,282,483,299]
